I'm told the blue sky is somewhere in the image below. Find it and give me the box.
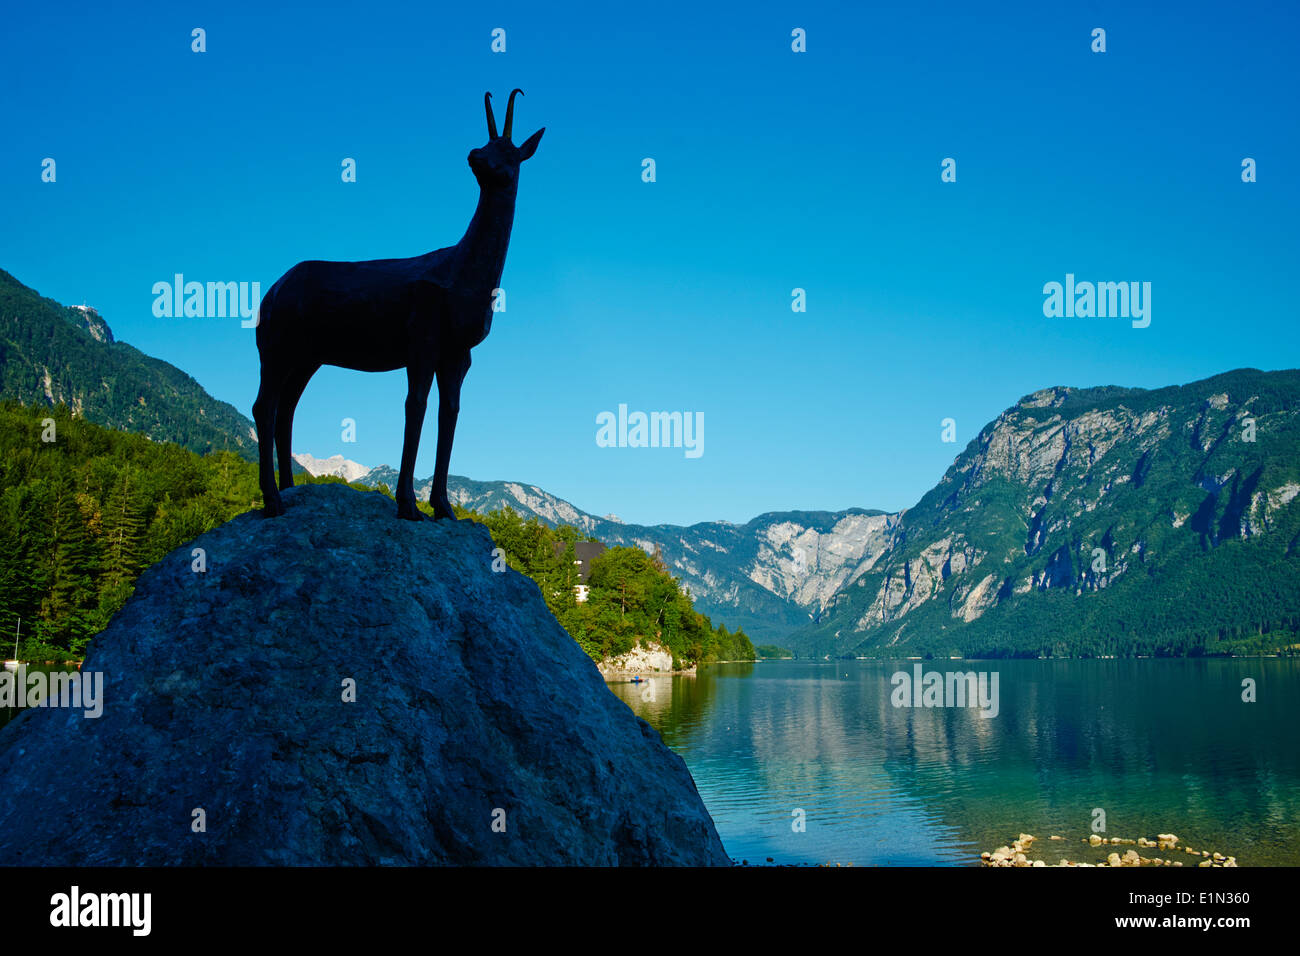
[2,0,1297,526]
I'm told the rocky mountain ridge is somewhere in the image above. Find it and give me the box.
[340,369,1300,655]
[795,369,1300,656]
[352,462,895,643]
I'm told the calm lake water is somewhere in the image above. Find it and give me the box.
[605,659,1300,866]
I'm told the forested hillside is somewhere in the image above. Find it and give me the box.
[0,269,257,460]
[0,401,260,659]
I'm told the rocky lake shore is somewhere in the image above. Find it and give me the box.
[981,832,1240,867]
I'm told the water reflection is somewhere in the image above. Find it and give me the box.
[608,660,1300,866]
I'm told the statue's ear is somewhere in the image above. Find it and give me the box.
[518,127,545,161]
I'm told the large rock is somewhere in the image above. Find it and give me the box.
[0,484,730,865]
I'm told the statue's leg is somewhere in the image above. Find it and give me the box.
[397,364,435,520]
[253,364,285,517]
[431,349,472,521]
[275,363,320,491]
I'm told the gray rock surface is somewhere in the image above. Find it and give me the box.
[0,483,730,865]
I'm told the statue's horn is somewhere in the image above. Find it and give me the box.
[484,91,498,139]
[503,88,524,140]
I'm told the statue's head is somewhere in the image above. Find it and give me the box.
[470,89,544,188]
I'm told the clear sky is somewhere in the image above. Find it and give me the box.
[2,0,1297,526]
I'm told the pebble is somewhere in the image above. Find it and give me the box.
[981,830,1241,868]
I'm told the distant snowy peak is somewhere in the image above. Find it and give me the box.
[293,453,371,482]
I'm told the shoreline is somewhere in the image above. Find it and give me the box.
[981,832,1240,868]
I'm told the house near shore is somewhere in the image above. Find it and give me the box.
[553,541,606,603]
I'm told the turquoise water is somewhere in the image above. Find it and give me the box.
[605,659,1300,866]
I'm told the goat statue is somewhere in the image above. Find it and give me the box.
[252,90,544,520]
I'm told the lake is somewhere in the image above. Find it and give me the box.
[604,659,1300,866]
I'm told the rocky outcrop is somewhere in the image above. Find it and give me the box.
[595,640,681,677]
[68,304,115,344]
[0,483,730,866]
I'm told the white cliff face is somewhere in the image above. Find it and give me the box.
[293,453,371,482]
[852,533,987,629]
[966,403,1168,491]
[498,483,603,533]
[595,640,681,675]
[748,512,899,612]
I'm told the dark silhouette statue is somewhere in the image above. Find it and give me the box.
[253,90,544,520]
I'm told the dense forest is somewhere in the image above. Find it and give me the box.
[0,401,261,660]
[0,400,752,666]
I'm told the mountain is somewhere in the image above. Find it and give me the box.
[356,465,888,642]
[791,368,1300,658]
[0,483,730,865]
[0,269,257,460]
[356,369,1300,657]
[361,465,609,532]
[293,452,370,482]
[9,268,1295,655]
